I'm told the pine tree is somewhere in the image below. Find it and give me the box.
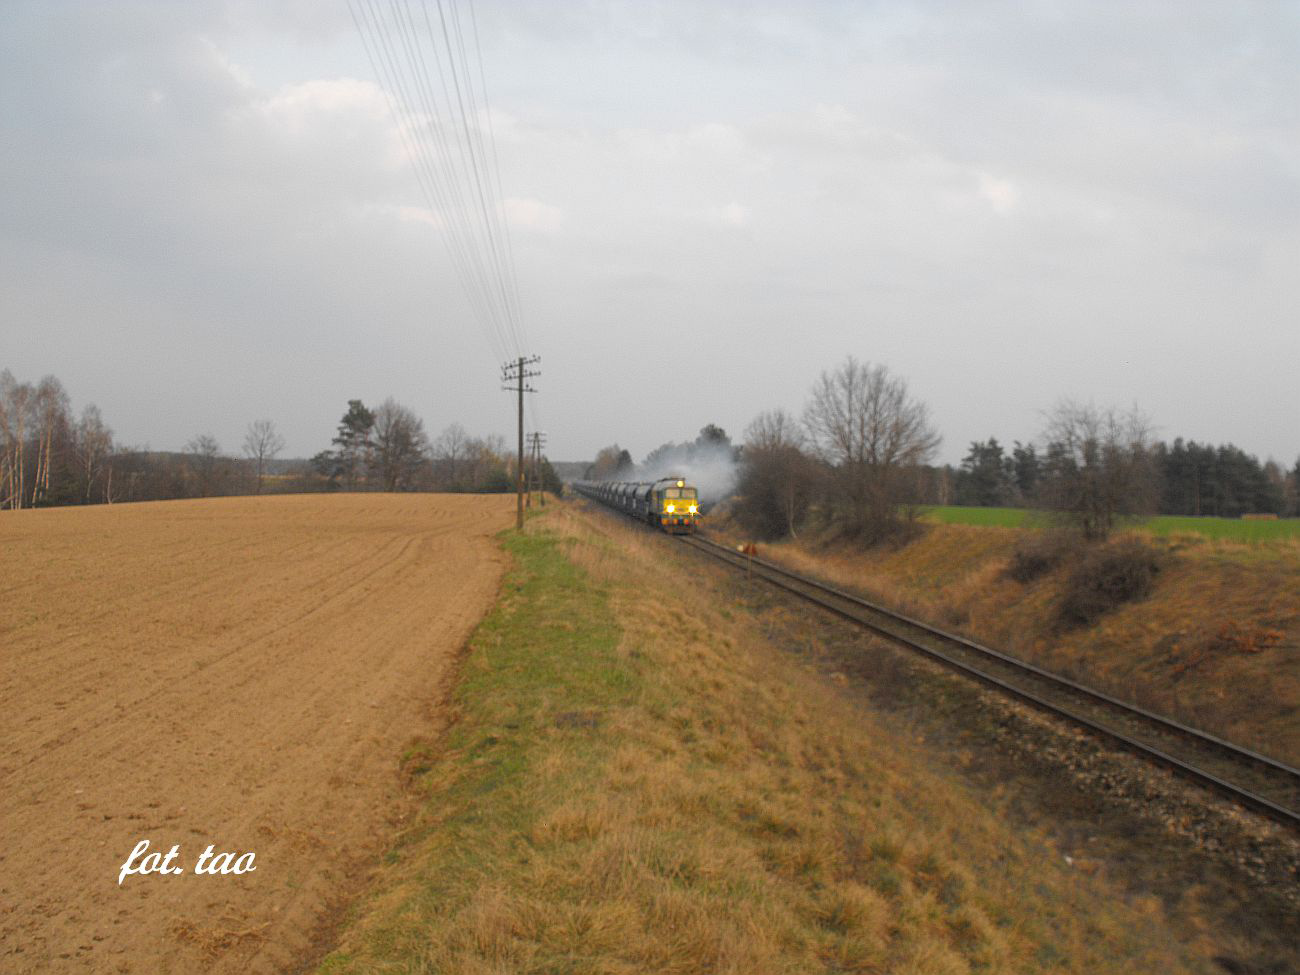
[331,400,375,490]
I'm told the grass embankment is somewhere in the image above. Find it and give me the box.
[922,505,1300,543]
[318,508,1206,974]
[731,521,1300,762]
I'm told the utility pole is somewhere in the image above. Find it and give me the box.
[525,432,534,509]
[502,356,540,530]
[537,433,548,507]
[525,432,532,509]
[527,432,547,507]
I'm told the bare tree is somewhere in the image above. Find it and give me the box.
[803,357,940,540]
[1038,400,1158,541]
[464,434,511,491]
[29,376,70,507]
[0,370,33,509]
[737,409,817,539]
[370,399,428,492]
[73,405,114,503]
[102,443,120,503]
[242,419,286,495]
[185,434,224,497]
[585,444,634,481]
[432,422,470,488]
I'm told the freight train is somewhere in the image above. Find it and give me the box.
[574,477,701,534]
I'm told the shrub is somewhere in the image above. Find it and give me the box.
[1003,531,1073,583]
[1056,539,1162,628]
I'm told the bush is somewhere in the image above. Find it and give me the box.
[1003,531,1072,583]
[732,489,792,541]
[732,440,817,541]
[1056,539,1162,628]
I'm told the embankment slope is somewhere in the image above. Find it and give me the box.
[319,506,1212,973]
[725,522,1299,761]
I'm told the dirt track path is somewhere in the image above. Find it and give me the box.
[0,494,513,973]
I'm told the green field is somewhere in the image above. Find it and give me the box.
[919,505,1300,542]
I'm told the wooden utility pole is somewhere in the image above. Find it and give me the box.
[527,432,546,507]
[502,356,540,530]
[525,433,534,508]
[537,434,548,507]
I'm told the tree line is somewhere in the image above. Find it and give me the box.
[0,369,309,506]
[308,398,560,495]
[730,358,1300,543]
[947,434,1296,518]
[1,371,123,508]
[0,370,552,509]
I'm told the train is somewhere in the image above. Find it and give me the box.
[573,476,701,534]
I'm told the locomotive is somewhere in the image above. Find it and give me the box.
[573,476,701,534]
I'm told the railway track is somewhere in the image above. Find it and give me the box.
[679,533,1300,831]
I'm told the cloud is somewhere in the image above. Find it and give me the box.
[383,204,445,230]
[248,77,389,133]
[707,202,749,227]
[503,197,564,234]
[684,122,745,155]
[2,0,1297,467]
[614,122,750,167]
[977,173,1018,214]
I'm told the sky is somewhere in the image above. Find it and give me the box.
[3,0,1297,466]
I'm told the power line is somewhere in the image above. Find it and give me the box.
[350,0,510,361]
[430,0,518,352]
[348,0,528,363]
[353,0,545,506]
[467,0,526,350]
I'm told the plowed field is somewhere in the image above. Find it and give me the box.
[0,493,514,973]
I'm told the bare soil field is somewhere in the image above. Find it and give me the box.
[0,493,514,973]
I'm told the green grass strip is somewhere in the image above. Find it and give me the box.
[316,527,629,973]
[919,505,1300,541]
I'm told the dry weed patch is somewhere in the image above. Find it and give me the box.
[319,506,1208,974]
[716,518,1299,761]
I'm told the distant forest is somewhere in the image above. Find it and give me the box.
[941,437,1297,518]
[720,359,1300,542]
[0,370,558,510]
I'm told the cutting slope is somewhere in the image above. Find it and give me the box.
[0,493,513,973]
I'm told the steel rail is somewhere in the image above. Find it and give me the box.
[679,534,1300,830]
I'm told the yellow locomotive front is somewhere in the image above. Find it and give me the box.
[655,478,700,534]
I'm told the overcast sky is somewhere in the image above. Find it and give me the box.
[3,1,1297,465]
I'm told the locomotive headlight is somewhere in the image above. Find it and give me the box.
[666,503,676,513]
[689,504,698,514]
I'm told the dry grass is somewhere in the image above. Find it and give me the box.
[318,505,1212,974]
[715,518,1300,762]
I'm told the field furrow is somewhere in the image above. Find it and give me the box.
[0,494,512,973]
